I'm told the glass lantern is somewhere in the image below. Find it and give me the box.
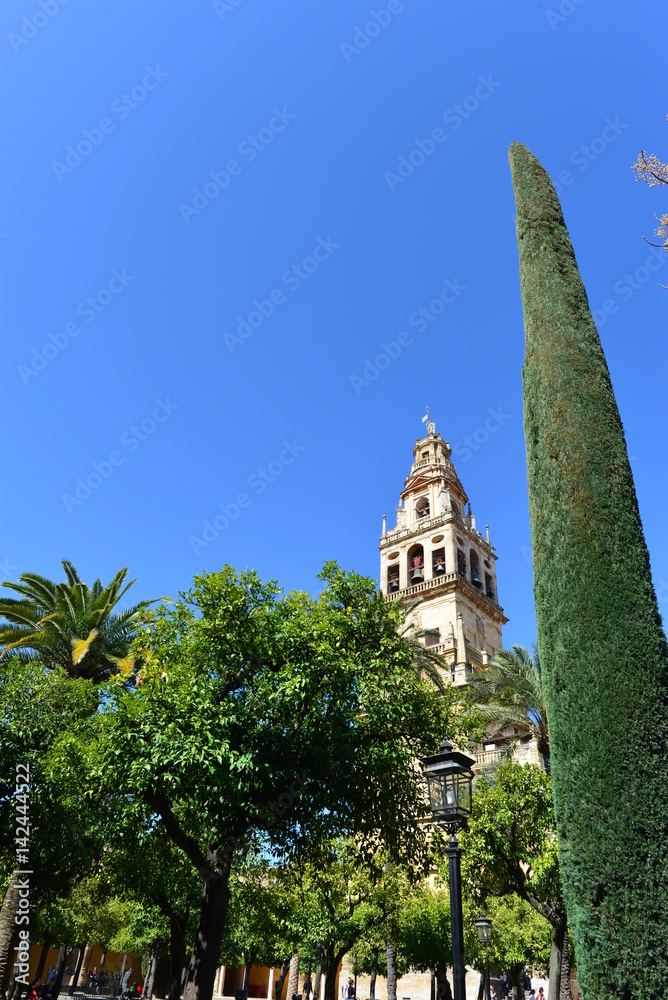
[422,737,475,831]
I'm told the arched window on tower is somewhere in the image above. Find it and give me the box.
[457,548,467,577]
[432,548,446,576]
[470,550,482,588]
[407,543,424,585]
[416,496,430,519]
[387,563,400,592]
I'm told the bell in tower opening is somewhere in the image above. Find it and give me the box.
[407,544,425,584]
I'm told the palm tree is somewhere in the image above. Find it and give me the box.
[398,597,447,694]
[0,560,150,682]
[467,644,550,772]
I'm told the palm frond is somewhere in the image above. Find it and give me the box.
[72,629,100,664]
[61,560,81,587]
[0,562,149,682]
[468,643,549,766]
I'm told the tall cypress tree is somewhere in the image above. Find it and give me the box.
[508,141,668,997]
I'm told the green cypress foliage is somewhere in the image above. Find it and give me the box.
[508,141,668,997]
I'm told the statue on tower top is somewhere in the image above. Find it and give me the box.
[421,406,436,436]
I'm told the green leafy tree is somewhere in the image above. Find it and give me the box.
[79,564,454,1000]
[509,140,668,998]
[467,645,549,771]
[219,851,296,1000]
[462,896,550,997]
[288,840,424,1000]
[0,561,151,681]
[97,828,201,1000]
[393,882,452,1000]
[460,764,567,999]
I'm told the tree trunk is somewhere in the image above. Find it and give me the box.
[386,942,396,1000]
[274,961,290,1000]
[169,911,189,1000]
[153,954,171,1000]
[509,966,523,1000]
[434,970,452,1000]
[313,963,322,1000]
[548,921,565,1000]
[144,949,159,1000]
[241,961,253,1000]
[369,950,378,1000]
[77,946,94,987]
[34,934,53,985]
[0,872,22,998]
[51,946,73,1000]
[114,954,128,998]
[73,947,86,990]
[287,957,300,1000]
[323,948,337,1000]
[182,872,231,1000]
[559,928,572,1000]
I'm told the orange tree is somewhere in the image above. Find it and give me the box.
[75,563,462,1000]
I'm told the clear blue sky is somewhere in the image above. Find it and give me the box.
[2,0,667,648]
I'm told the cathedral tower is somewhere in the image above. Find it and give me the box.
[380,417,507,684]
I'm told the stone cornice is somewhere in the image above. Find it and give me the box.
[384,571,508,625]
[380,511,497,559]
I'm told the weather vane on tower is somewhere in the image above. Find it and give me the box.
[422,405,435,435]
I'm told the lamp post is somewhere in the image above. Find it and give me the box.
[475,913,492,1000]
[422,737,475,1000]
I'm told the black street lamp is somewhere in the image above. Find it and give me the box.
[422,737,476,1000]
[475,913,492,1000]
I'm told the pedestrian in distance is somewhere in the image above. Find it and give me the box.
[26,979,40,1000]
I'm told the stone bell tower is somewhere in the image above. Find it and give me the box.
[380,417,507,685]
